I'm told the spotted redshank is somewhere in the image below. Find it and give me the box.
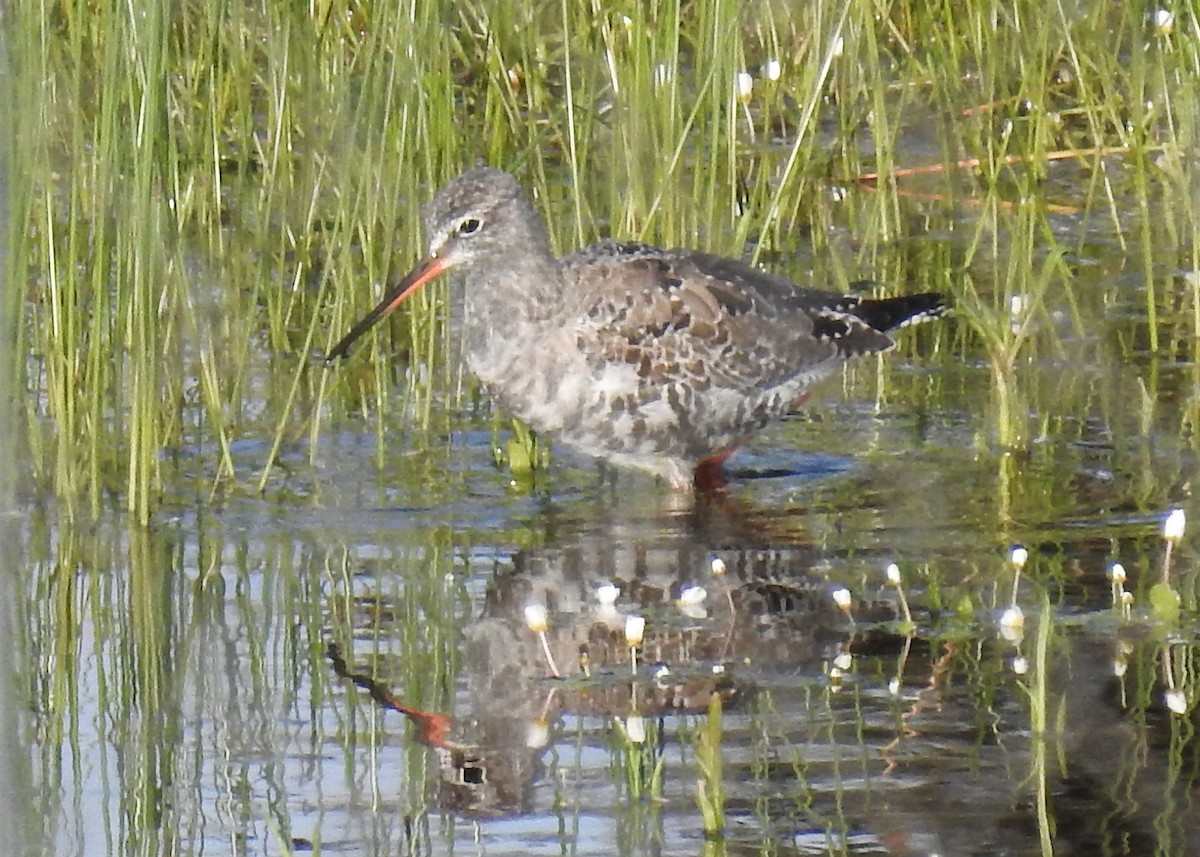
[326,168,945,489]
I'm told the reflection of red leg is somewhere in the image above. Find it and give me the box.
[377,691,455,748]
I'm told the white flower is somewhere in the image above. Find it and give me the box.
[1011,656,1028,675]
[1009,294,1026,333]
[735,71,754,102]
[594,581,620,606]
[1000,605,1025,630]
[710,557,727,576]
[523,603,548,633]
[624,615,646,646]
[1000,606,1025,642]
[676,584,708,619]
[1010,545,1029,569]
[885,563,902,586]
[762,59,782,81]
[833,652,853,671]
[677,584,707,606]
[1152,9,1174,35]
[625,715,646,744]
[1165,688,1187,715]
[525,719,550,749]
[887,678,901,696]
[1109,563,1127,584]
[1164,508,1186,541]
[831,587,852,610]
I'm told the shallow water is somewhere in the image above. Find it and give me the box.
[13,337,1200,856]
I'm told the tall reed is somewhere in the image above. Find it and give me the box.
[6,0,1199,518]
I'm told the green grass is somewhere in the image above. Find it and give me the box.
[10,7,1200,853]
[5,0,1200,521]
[695,692,726,838]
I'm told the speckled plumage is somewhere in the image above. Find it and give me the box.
[327,168,946,489]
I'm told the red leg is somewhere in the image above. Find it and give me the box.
[693,445,739,491]
[693,393,810,490]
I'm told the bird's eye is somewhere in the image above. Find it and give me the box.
[458,217,481,235]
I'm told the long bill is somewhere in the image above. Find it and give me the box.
[324,255,448,362]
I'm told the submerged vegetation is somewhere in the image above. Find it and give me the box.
[5,0,1199,523]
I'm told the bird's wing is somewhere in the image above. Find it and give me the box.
[559,240,895,395]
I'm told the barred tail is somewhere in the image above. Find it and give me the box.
[853,292,947,333]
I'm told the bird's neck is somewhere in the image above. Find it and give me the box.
[465,240,565,328]
[460,243,570,391]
